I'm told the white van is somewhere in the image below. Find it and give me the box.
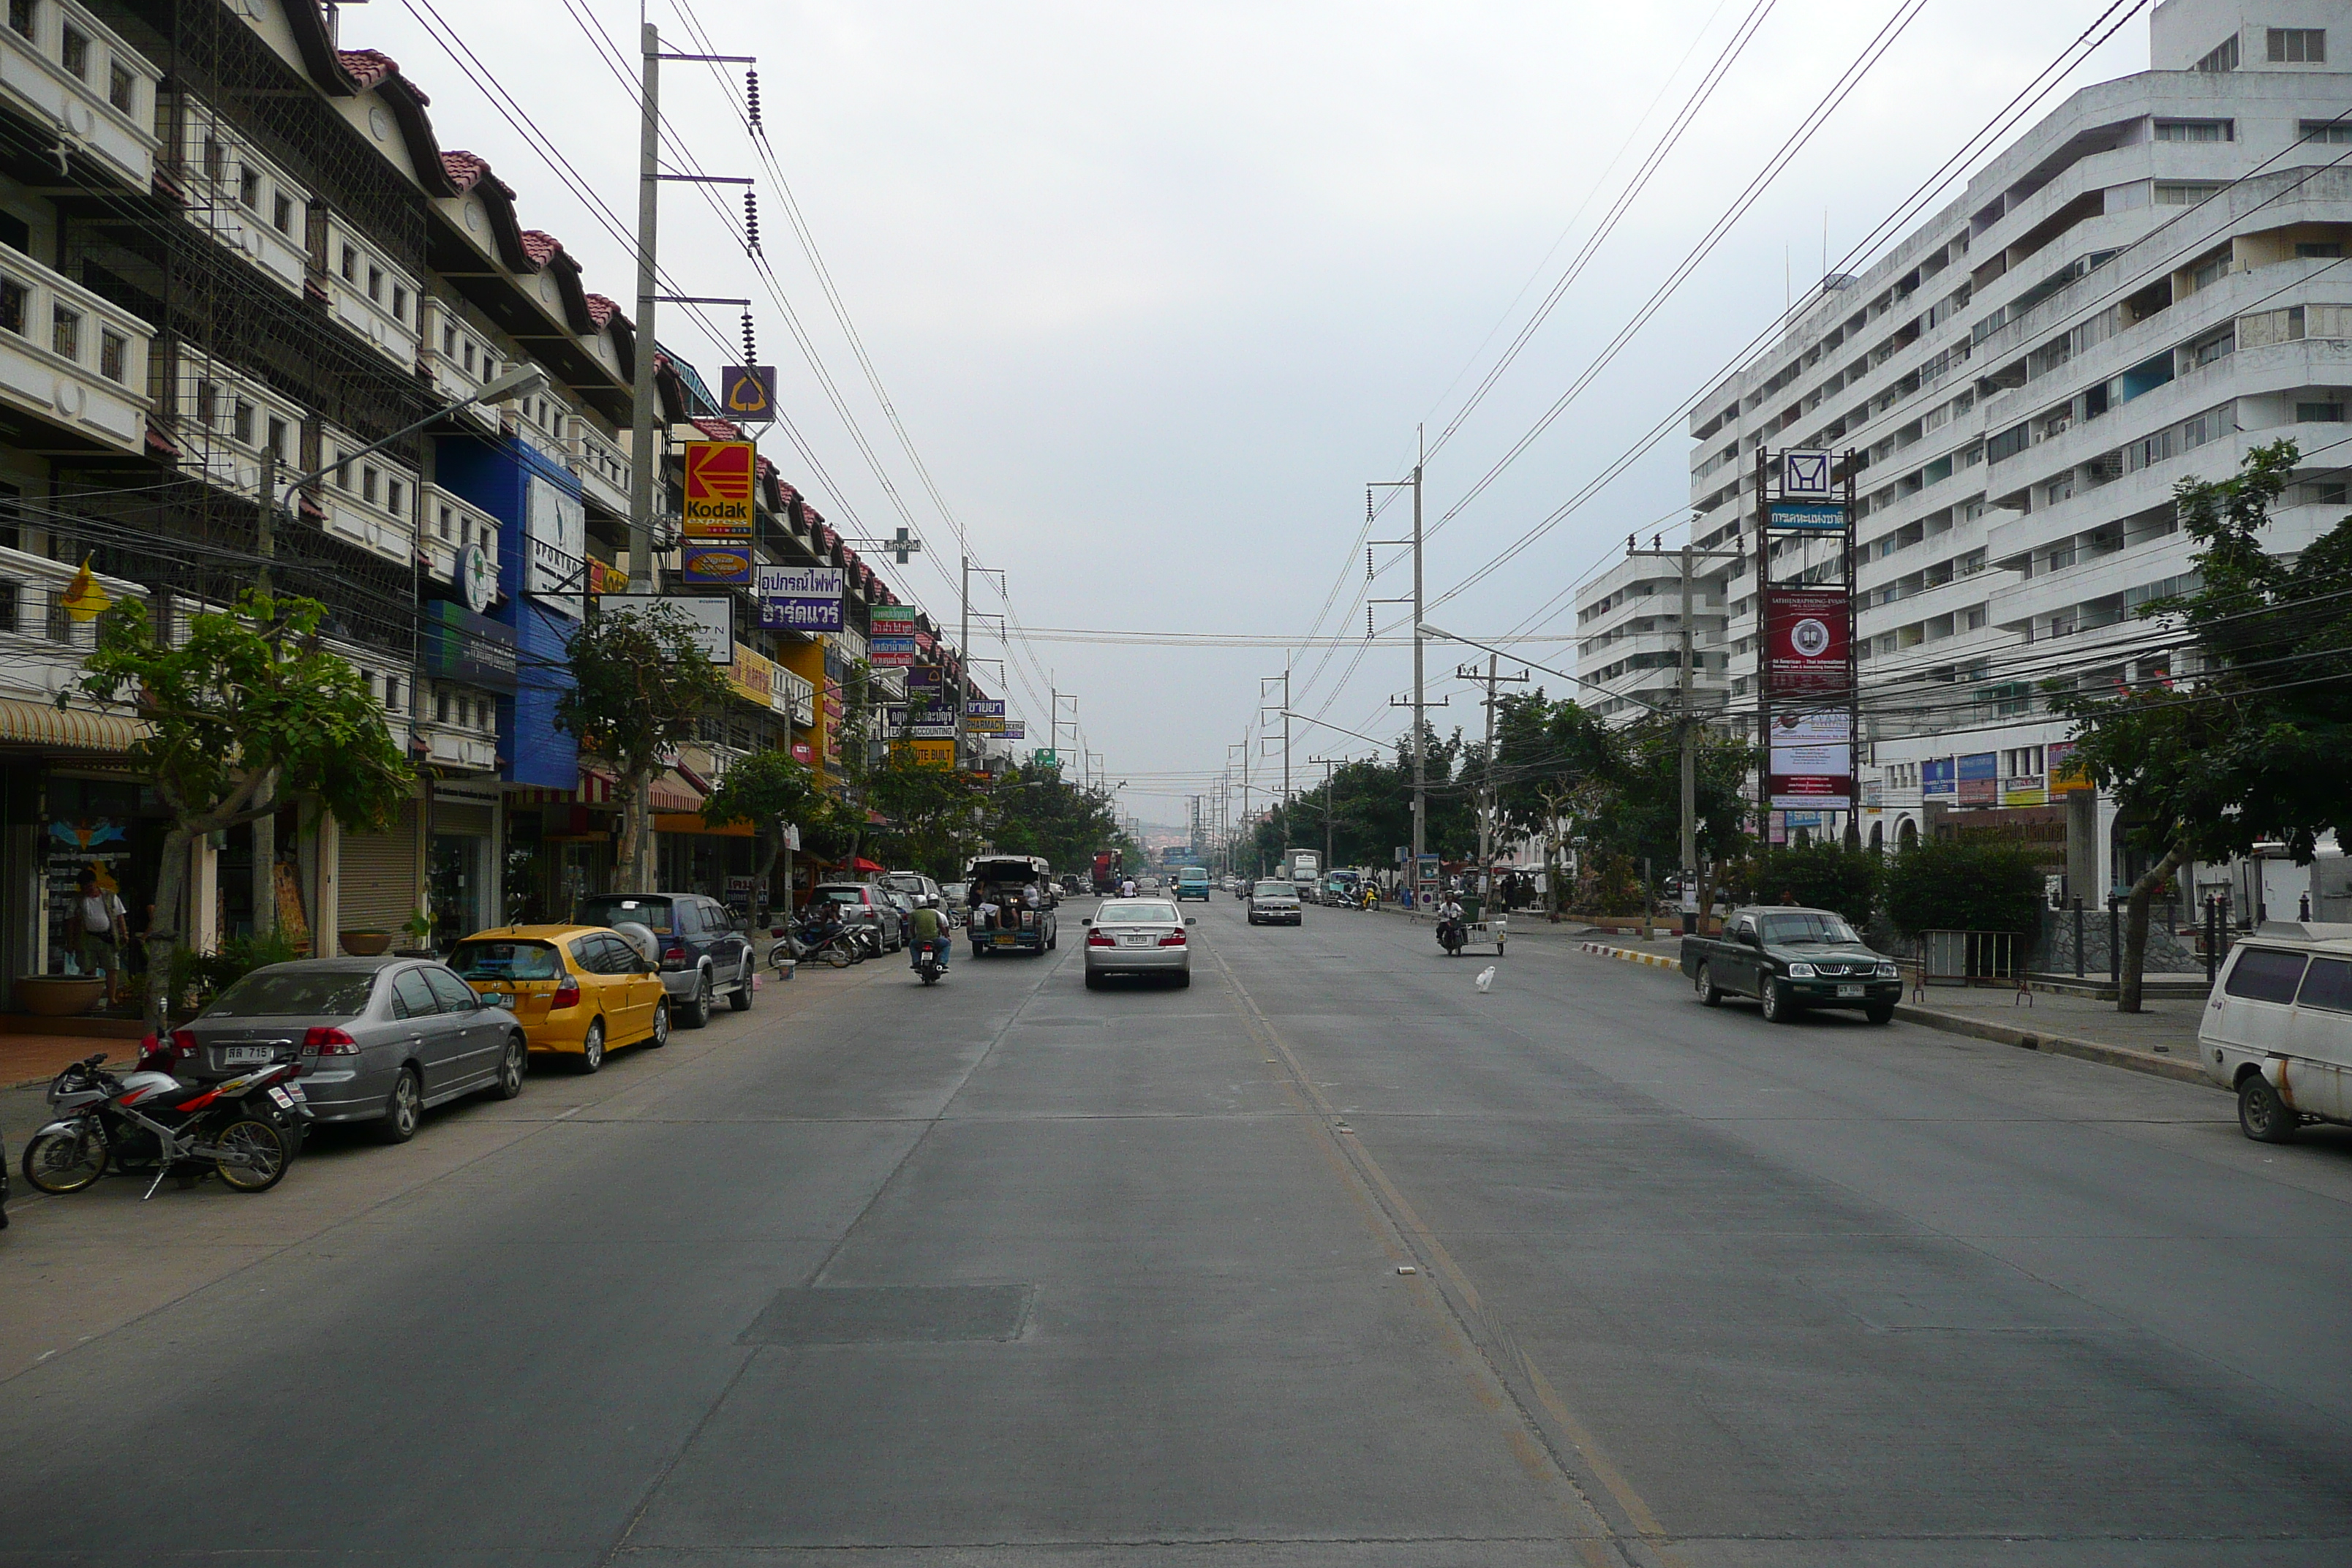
[2201,928,2352,1142]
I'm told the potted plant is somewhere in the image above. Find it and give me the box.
[12,974,108,1017]
[339,929,393,956]
[396,906,436,957]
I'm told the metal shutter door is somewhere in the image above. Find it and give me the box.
[337,800,419,932]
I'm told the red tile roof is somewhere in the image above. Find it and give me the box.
[440,149,510,196]
[582,293,620,329]
[517,230,561,268]
[690,415,742,441]
[337,49,418,97]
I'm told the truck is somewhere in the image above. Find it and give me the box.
[1090,850,1123,895]
[1286,849,1322,896]
[1679,905,1902,1025]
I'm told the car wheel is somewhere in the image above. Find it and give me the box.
[729,957,754,1011]
[1174,969,1191,989]
[574,1018,606,1074]
[494,1033,527,1098]
[648,999,672,1049]
[1759,979,1797,1024]
[375,1066,422,1144]
[2239,1074,2300,1143]
[1697,963,1722,1007]
[683,971,714,1028]
[1864,1001,1895,1026]
[1085,970,1104,990]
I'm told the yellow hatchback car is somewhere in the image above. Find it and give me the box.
[445,924,671,1073]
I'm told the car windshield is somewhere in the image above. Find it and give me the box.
[446,940,562,981]
[1254,881,1294,896]
[203,969,378,1018]
[880,875,926,894]
[814,889,866,903]
[576,897,672,933]
[1100,901,1178,924]
[1760,912,1860,945]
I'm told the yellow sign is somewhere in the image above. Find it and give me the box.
[908,739,954,768]
[965,715,1006,734]
[588,559,629,595]
[61,557,110,622]
[682,440,755,538]
[728,644,777,708]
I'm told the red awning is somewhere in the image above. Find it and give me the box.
[852,856,884,872]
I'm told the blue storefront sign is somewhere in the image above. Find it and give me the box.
[1922,757,1956,798]
[1766,502,1846,531]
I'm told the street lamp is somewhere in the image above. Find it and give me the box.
[264,363,549,521]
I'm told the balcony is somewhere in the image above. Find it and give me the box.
[321,222,421,371]
[417,718,498,774]
[777,666,816,726]
[174,95,309,295]
[418,483,502,598]
[0,248,151,454]
[0,543,140,701]
[0,0,161,191]
[312,425,419,568]
[417,298,502,430]
[571,423,628,516]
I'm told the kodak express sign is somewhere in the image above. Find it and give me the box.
[682,440,755,538]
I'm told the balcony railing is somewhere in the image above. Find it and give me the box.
[0,0,162,190]
[0,246,151,454]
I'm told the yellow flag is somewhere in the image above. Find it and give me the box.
[61,557,111,622]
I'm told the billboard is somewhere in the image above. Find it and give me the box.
[524,474,587,612]
[718,366,777,423]
[2048,740,2093,794]
[966,699,1006,717]
[682,441,755,537]
[1768,709,1853,810]
[1765,587,1850,697]
[869,634,918,668]
[682,543,752,585]
[755,564,845,632]
[1958,752,1998,805]
[421,600,519,693]
[1767,501,1845,531]
[870,605,917,629]
[1922,757,1956,799]
[603,595,731,665]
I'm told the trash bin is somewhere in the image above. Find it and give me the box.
[1460,895,1483,923]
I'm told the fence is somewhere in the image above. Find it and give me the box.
[1919,929,2028,986]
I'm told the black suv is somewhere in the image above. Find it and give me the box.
[573,892,755,1028]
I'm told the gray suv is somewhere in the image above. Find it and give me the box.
[574,893,755,1027]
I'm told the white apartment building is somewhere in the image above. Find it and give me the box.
[1651,0,2352,909]
[1572,551,1731,722]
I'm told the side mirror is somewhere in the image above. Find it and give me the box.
[1080,919,1093,927]
[1185,917,1196,926]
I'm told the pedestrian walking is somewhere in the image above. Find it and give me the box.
[72,869,127,995]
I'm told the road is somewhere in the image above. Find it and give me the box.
[3,894,2351,1566]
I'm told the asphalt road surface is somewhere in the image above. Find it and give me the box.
[4,896,2351,1567]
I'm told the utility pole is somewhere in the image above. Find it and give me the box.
[1308,755,1349,878]
[1457,654,1529,904]
[627,23,661,598]
[1370,430,1438,896]
[1628,532,1743,933]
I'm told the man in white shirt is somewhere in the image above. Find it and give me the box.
[1119,878,1137,898]
[74,869,126,984]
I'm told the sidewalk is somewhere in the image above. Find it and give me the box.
[1552,927,2216,1089]
[1,1031,126,1090]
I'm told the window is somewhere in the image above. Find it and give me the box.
[50,304,77,360]
[201,136,222,183]
[459,516,472,547]
[441,324,457,356]
[265,415,287,459]
[108,61,132,113]
[2154,119,2231,142]
[2301,119,2352,143]
[272,192,291,233]
[194,379,215,425]
[361,465,379,505]
[2268,27,2324,62]
[461,342,475,372]
[0,276,23,336]
[383,676,399,710]
[2196,34,2239,72]
[436,690,450,724]
[2225,947,2306,1003]
[437,504,452,540]
[238,167,258,208]
[339,244,355,282]
[97,330,124,382]
[390,969,440,1020]
[366,265,382,303]
[422,968,479,1015]
[385,478,404,516]
[2299,242,2342,259]
[0,579,15,633]
[45,584,70,641]
[7,1,31,42]
[2309,481,2347,505]
[2297,401,2345,423]
[2155,182,2226,206]
[59,24,84,77]
[391,284,407,320]
[331,451,348,490]
[2296,956,2352,1013]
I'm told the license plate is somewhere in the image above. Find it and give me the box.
[1120,934,1153,946]
[482,992,514,1009]
[995,934,1017,946]
[267,1086,294,1109]
[221,1046,274,1065]
[1836,984,1864,998]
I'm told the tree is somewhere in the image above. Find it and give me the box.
[2051,440,2352,1009]
[557,603,731,892]
[872,750,984,877]
[989,761,1126,875]
[73,590,410,1026]
[1757,842,1880,925]
[1880,838,2043,951]
[699,747,823,912]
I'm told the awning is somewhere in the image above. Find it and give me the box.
[0,698,146,753]
[654,812,752,838]
[853,855,884,872]
[579,764,702,813]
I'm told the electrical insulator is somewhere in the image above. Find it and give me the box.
[743,189,761,253]
[745,69,761,129]
[1366,604,1374,638]
[1365,546,1373,580]
[741,310,756,366]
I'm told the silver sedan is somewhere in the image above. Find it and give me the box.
[1082,900,1195,989]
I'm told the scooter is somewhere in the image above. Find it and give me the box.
[1436,917,1467,957]
[21,1048,308,1199]
[912,936,949,986]
[774,913,862,969]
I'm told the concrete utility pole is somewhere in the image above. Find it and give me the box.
[1308,755,1348,878]
[1458,654,1529,897]
[627,23,660,597]
[1627,535,1742,933]
[957,553,969,767]
[1369,430,1434,891]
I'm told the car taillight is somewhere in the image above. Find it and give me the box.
[664,945,687,962]
[170,1028,199,1063]
[137,1031,172,1072]
[1087,929,1115,947]
[1158,930,1187,946]
[300,1026,358,1069]
[551,975,581,1009]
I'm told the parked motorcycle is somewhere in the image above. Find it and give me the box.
[773,913,862,969]
[23,1047,307,1199]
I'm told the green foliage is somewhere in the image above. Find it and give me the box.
[701,747,823,837]
[557,602,732,885]
[1756,842,1880,924]
[987,762,1126,876]
[1880,838,2043,942]
[870,753,983,877]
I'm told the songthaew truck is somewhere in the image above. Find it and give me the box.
[1286,849,1322,894]
[1091,850,1123,894]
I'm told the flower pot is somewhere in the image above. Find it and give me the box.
[15,975,108,1017]
[339,930,393,957]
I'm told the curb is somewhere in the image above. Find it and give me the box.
[1573,940,2215,1090]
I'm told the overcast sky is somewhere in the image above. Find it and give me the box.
[355,0,2148,824]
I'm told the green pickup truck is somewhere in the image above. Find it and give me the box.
[1680,905,1902,1025]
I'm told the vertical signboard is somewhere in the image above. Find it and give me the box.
[524,474,587,613]
[1922,757,1957,800]
[1958,752,1999,805]
[1768,709,1855,810]
[1764,588,1852,697]
[1754,445,1857,843]
[682,441,756,538]
[755,565,845,631]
